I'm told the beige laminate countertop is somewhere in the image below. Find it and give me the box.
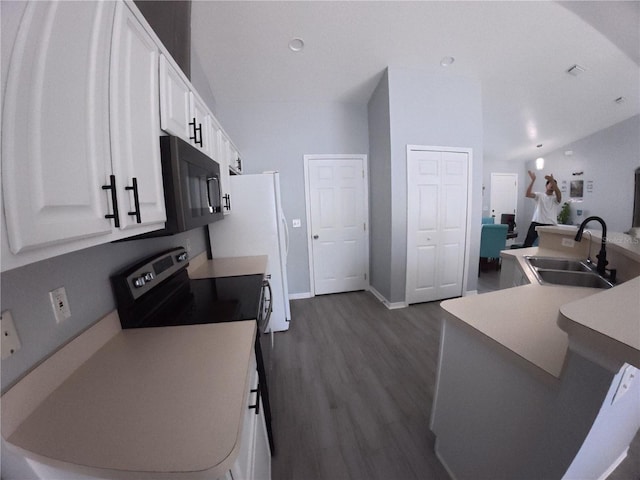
[190,255,268,279]
[5,321,256,479]
[441,284,598,378]
[446,243,640,378]
[559,276,640,369]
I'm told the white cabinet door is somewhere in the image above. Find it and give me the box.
[110,2,166,233]
[215,127,233,215]
[159,54,191,142]
[231,356,259,480]
[190,92,216,158]
[252,395,272,480]
[1,1,115,253]
[216,129,228,212]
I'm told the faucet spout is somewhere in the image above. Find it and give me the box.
[575,216,608,275]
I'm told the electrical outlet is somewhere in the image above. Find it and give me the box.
[292,219,301,228]
[49,287,71,323]
[561,238,575,248]
[1,310,22,359]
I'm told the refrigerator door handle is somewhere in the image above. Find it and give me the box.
[281,215,290,257]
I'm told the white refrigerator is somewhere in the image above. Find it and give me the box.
[207,172,291,332]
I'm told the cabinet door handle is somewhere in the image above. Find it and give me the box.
[223,193,231,211]
[249,382,260,415]
[206,176,220,213]
[189,118,203,146]
[125,177,142,223]
[102,175,120,228]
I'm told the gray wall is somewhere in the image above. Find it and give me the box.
[367,70,393,301]
[134,0,191,78]
[211,101,370,295]
[522,115,640,234]
[374,67,483,302]
[0,228,207,392]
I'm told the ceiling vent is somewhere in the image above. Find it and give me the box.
[567,64,586,76]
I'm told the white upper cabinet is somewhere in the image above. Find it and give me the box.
[159,54,191,141]
[1,1,116,254]
[1,0,242,271]
[216,128,233,215]
[190,91,216,159]
[1,1,167,271]
[159,54,219,158]
[110,2,166,233]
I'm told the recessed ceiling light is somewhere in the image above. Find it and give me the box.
[440,56,455,67]
[288,38,304,52]
[567,64,585,76]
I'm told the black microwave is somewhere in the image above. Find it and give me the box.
[159,135,223,234]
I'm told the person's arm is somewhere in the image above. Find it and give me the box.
[545,174,562,203]
[525,170,536,198]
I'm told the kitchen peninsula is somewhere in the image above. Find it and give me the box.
[431,226,640,480]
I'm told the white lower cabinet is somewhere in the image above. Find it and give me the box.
[230,353,271,480]
[1,1,166,271]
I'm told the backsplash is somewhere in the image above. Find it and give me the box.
[1,227,207,393]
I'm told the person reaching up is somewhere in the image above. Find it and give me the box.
[523,170,562,247]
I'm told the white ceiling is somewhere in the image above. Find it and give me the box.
[191,1,640,163]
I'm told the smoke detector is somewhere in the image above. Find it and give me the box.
[567,64,586,76]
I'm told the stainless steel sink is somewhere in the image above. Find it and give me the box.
[524,256,592,272]
[535,269,614,289]
[524,256,614,289]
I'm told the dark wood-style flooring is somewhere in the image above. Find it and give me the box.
[270,279,639,480]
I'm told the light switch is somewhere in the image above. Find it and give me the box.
[292,219,301,228]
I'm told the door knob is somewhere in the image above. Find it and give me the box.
[313,235,319,239]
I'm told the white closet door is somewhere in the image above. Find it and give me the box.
[406,147,470,304]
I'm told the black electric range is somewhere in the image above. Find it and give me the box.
[111,247,274,452]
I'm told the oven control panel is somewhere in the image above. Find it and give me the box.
[111,247,189,304]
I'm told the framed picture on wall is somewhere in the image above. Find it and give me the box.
[570,180,584,199]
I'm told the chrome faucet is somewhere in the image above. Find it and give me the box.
[575,216,609,277]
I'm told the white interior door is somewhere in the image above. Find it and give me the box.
[490,173,518,222]
[406,147,469,304]
[306,156,368,295]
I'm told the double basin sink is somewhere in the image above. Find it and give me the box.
[525,256,614,289]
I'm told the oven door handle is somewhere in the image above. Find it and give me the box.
[263,279,273,332]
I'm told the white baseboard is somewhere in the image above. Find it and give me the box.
[368,286,407,310]
[289,292,312,300]
[597,447,628,480]
[464,289,478,296]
